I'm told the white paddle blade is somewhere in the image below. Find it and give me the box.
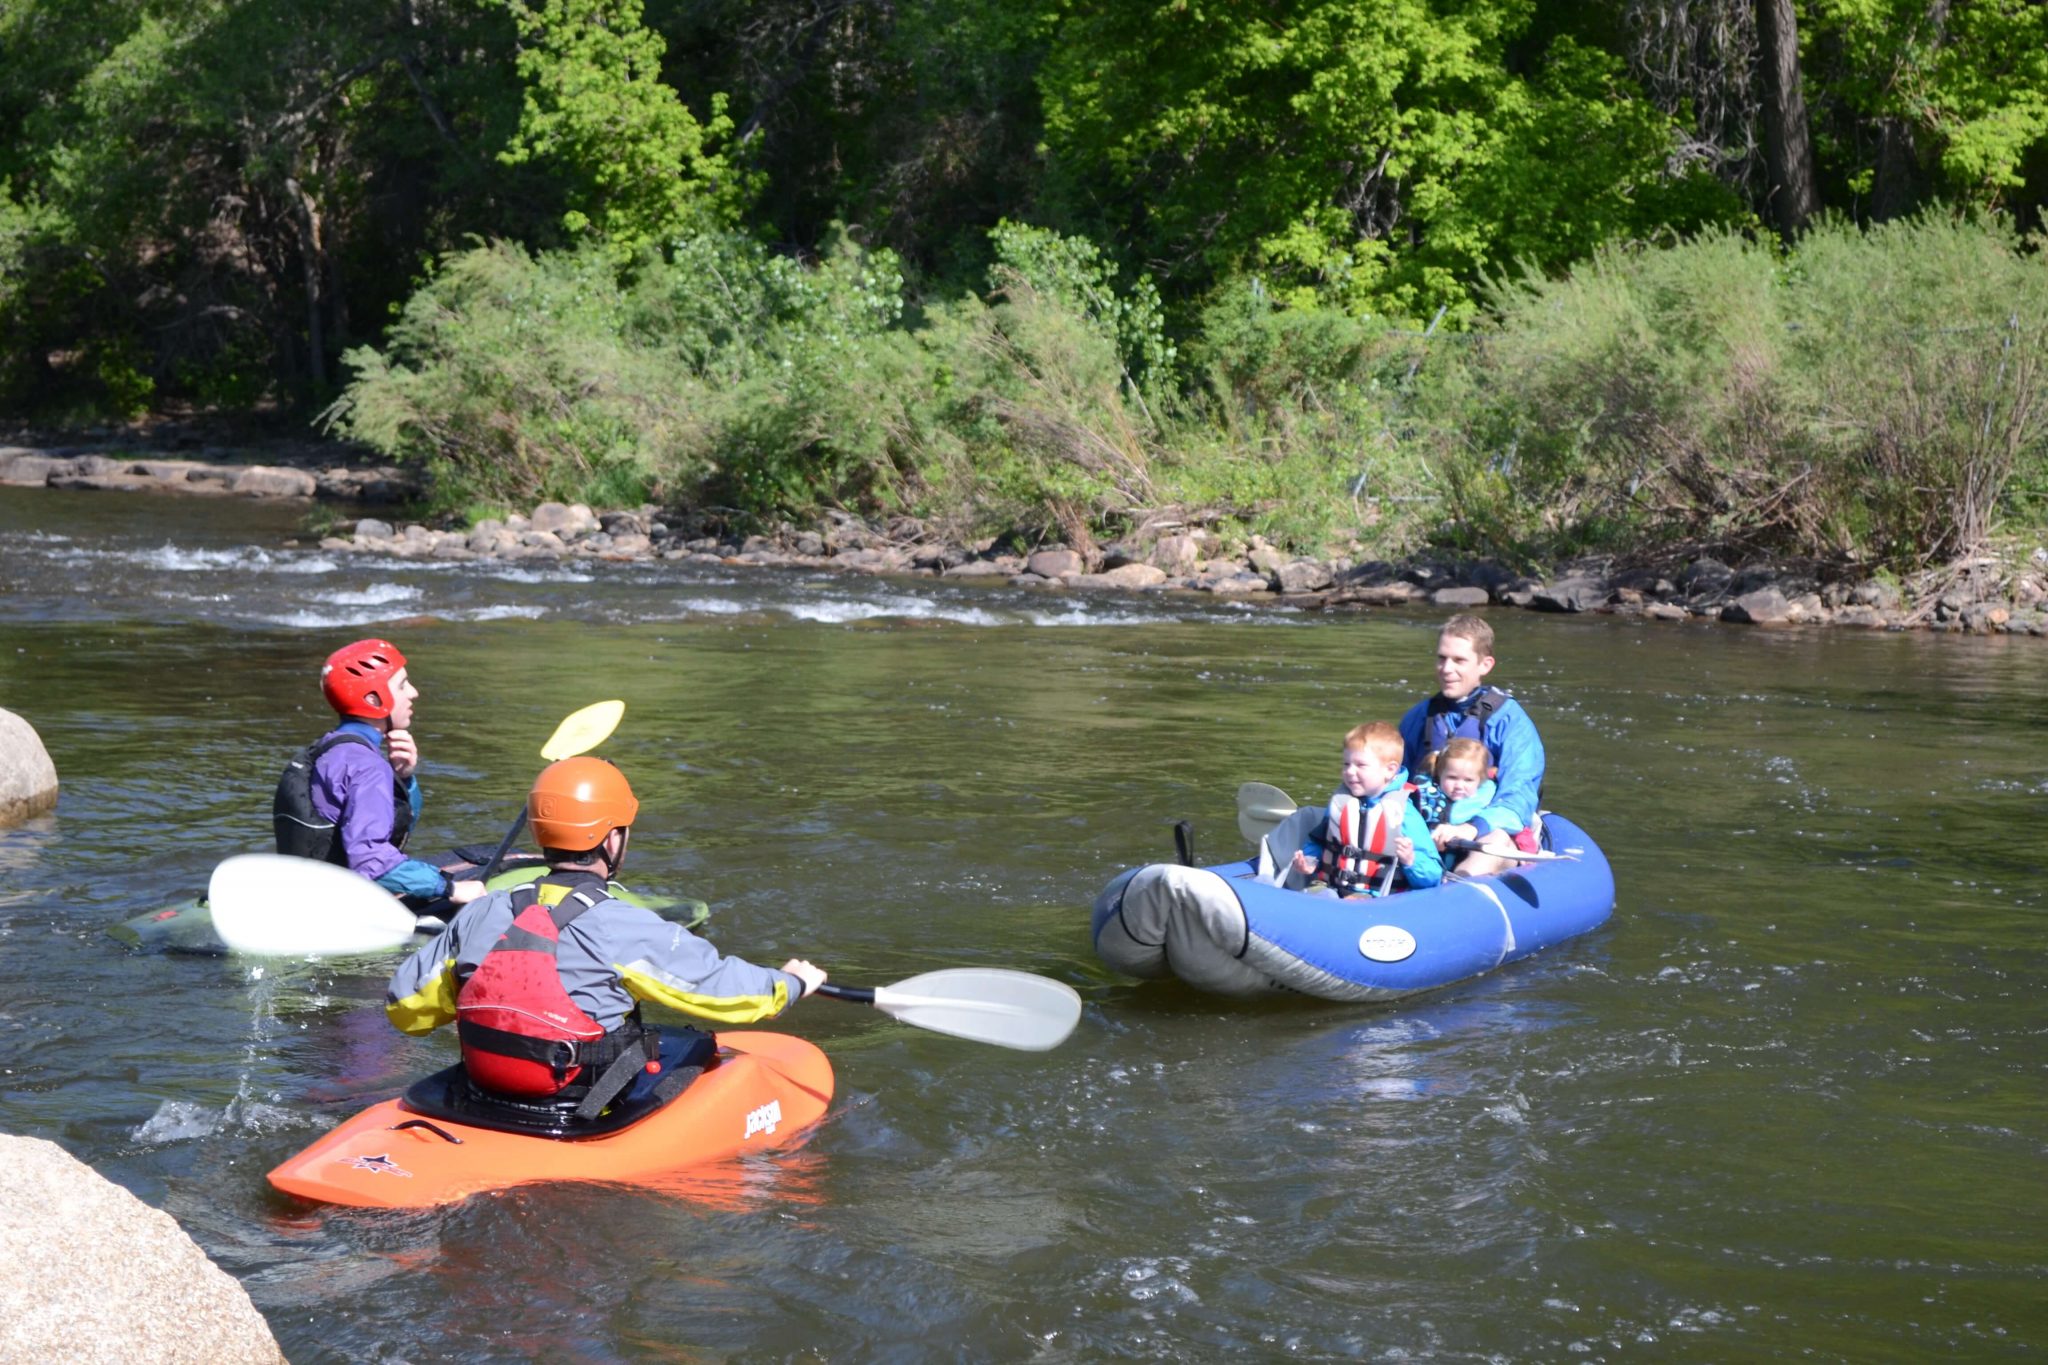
[542,699,625,761]
[869,968,1082,1052]
[1236,781,1298,845]
[208,854,418,957]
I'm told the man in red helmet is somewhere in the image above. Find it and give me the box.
[386,758,824,1113]
[273,638,483,907]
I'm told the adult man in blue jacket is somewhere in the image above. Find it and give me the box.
[1398,615,1545,871]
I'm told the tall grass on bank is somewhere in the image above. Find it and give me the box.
[1431,213,2048,571]
[327,222,1432,555]
[329,212,2045,573]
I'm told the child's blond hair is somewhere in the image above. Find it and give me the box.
[1343,721,1405,765]
[1432,737,1492,781]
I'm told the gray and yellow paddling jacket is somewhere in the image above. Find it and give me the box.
[386,878,804,1037]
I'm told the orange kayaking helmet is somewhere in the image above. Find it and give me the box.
[320,638,407,719]
[529,757,639,851]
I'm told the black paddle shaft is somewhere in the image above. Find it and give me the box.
[478,809,527,883]
[814,984,875,1004]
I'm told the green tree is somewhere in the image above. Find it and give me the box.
[1804,0,2048,216]
[1036,0,1737,321]
[495,0,748,258]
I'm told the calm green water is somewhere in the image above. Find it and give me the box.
[2,489,2044,1361]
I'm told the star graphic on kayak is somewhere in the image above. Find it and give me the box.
[346,1153,413,1177]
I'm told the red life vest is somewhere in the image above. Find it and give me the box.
[1316,785,1416,896]
[455,876,614,1098]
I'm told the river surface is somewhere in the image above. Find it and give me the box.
[1,488,2043,1362]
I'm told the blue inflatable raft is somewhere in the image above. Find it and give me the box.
[1092,811,1613,1001]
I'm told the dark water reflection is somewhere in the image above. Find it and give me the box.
[1,489,2044,1360]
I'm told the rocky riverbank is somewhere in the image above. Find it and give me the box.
[322,501,2048,637]
[0,442,407,502]
[7,434,2045,635]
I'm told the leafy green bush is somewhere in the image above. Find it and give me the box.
[1427,213,2048,571]
[325,242,682,511]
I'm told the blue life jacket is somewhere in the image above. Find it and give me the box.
[1421,686,1510,765]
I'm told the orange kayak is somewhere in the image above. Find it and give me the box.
[267,1031,834,1209]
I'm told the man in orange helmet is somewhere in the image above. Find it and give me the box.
[385,757,826,1114]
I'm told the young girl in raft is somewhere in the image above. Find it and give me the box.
[1414,737,1523,878]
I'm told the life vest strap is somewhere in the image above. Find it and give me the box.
[456,1017,584,1075]
[571,1023,662,1122]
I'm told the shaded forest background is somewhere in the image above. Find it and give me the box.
[3,0,2044,572]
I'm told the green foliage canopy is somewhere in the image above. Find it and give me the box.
[1036,0,1740,320]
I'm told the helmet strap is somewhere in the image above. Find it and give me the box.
[555,827,627,880]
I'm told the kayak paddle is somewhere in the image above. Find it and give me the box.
[209,853,418,956]
[1236,781,1298,844]
[817,968,1082,1051]
[476,700,626,880]
[1441,838,1582,864]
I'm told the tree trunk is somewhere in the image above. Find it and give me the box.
[1869,1,1950,221]
[1754,0,1820,238]
[285,176,328,392]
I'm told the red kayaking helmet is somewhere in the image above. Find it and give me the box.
[320,638,408,719]
[529,757,639,852]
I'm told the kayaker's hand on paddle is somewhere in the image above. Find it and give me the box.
[1394,835,1416,867]
[386,727,420,781]
[1432,821,1477,851]
[1290,850,1318,877]
[447,878,485,905]
[781,958,827,998]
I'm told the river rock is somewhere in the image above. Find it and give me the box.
[50,471,166,493]
[833,546,905,573]
[1200,570,1272,596]
[1083,563,1169,590]
[1138,533,1201,576]
[530,501,599,537]
[1961,603,2007,633]
[1332,580,1422,606]
[1679,557,1734,599]
[129,459,205,483]
[1530,576,1607,613]
[1276,560,1334,594]
[1246,539,1288,577]
[946,558,1014,578]
[0,450,59,484]
[0,709,58,827]
[1026,547,1086,579]
[1721,586,1793,625]
[0,1135,283,1363]
[229,466,317,497]
[1433,585,1490,607]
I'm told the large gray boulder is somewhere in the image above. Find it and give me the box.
[0,709,57,827]
[0,1135,284,1363]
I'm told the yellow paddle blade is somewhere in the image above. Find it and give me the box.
[541,699,625,761]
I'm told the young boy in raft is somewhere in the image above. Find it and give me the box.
[385,757,826,1111]
[274,638,484,908]
[1398,613,1546,867]
[1413,738,1523,878]
[1290,721,1444,897]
